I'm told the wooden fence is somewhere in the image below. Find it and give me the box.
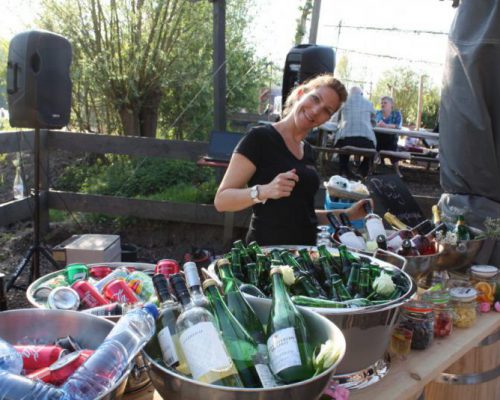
[0,130,252,243]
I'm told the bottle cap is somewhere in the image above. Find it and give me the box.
[450,287,477,302]
[183,262,201,286]
[169,274,189,298]
[269,266,282,276]
[202,278,217,290]
[143,303,159,319]
[152,274,171,301]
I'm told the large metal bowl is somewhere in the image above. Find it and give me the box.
[0,308,132,400]
[25,262,155,393]
[209,246,416,378]
[143,296,346,400]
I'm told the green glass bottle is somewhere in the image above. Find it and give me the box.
[230,248,245,282]
[216,259,266,345]
[318,255,336,298]
[270,249,283,263]
[281,251,327,298]
[267,267,314,383]
[317,244,342,276]
[453,215,471,241]
[234,240,254,266]
[239,262,267,298]
[346,262,361,296]
[356,266,371,298]
[245,262,260,288]
[338,245,353,282]
[332,278,352,301]
[171,274,242,387]
[204,279,277,388]
[255,253,270,288]
[298,248,315,271]
[291,295,348,308]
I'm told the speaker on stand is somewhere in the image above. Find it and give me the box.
[6,30,72,290]
[281,44,335,111]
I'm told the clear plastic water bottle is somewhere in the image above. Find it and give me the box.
[61,303,158,399]
[12,159,24,201]
[0,337,23,374]
[0,370,67,400]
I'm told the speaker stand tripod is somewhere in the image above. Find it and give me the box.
[6,127,60,291]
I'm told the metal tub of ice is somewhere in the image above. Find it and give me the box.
[143,295,346,400]
[0,308,132,400]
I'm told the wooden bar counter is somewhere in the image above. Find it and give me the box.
[125,312,499,400]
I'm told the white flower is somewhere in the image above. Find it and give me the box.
[314,339,340,372]
[281,265,296,286]
[372,272,396,297]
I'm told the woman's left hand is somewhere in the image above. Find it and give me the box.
[348,198,373,220]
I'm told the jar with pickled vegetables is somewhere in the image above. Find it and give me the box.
[422,290,453,338]
[399,301,434,350]
[450,287,477,328]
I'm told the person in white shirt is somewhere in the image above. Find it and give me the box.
[334,86,377,178]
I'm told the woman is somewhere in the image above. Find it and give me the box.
[214,75,369,246]
[375,96,403,152]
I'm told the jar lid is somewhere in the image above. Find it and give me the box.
[422,290,450,305]
[449,287,477,302]
[402,300,433,313]
[470,265,498,279]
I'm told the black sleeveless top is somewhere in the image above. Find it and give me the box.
[235,125,320,246]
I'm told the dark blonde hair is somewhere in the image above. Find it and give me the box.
[283,74,347,117]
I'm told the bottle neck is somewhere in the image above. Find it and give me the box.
[271,272,288,303]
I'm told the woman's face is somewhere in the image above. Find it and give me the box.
[381,98,393,113]
[293,86,341,131]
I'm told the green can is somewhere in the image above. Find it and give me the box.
[65,263,89,284]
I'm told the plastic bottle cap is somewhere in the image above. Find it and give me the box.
[143,303,159,319]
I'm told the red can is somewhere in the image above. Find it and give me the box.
[71,280,110,309]
[26,349,94,386]
[155,259,180,277]
[103,279,139,304]
[89,266,113,280]
[14,345,67,371]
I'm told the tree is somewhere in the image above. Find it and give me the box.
[372,67,440,128]
[294,0,313,45]
[38,0,272,139]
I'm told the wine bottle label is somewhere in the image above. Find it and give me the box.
[339,231,364,251]
[158,326,179,367]
[366,219,386,241]
[255,363,278,388]
[267,327,301,375]
[180,322,235,383]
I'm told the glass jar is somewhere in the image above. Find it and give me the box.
[450,287,477,328]
[399,301,434,350]
[469,265,498,306]
[422,290,453,338]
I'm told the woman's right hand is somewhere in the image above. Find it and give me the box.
[260,168,299,200]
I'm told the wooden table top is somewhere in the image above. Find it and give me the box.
[125,312,499,400]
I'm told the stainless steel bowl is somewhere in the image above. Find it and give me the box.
[210,246,416,377]
[143,296,346,400]
[0,308,132,400]
[26,262,155,393]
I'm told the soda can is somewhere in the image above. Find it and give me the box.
[93,267,129,293]
[14,345,67,371]
[33,275,69,302]
[71,280,109,309]
[89,266,113,280]
[47,287,80,310]
[26,349,94,386]
[155,259,180,277]
[126,271,154,301]
[103,279,139,304]
[64,263,89,285]
[55,336,82,352]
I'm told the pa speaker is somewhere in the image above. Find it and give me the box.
[7,30,72,129]
[282,44,335,109]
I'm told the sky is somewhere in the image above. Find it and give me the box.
[0,0,458,90]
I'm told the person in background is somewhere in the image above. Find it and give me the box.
[403,122,422,149]
[214,74,370,246]
[375,95,403,151]
[334,86,377,179]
